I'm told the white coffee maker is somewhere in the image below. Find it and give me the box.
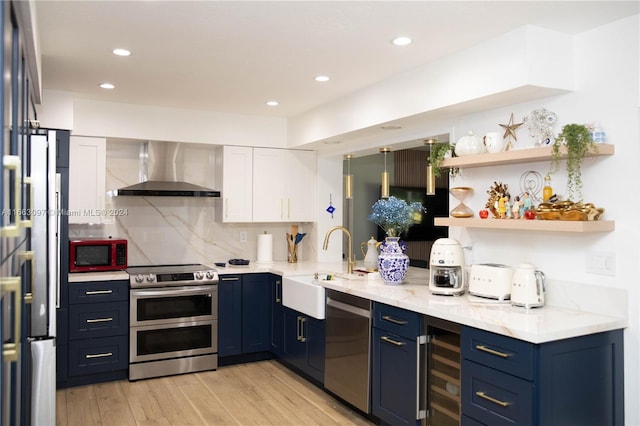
[429,238,466,296]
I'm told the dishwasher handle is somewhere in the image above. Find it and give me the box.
[326,296,371,318]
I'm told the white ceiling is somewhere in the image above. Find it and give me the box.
[36,1,638,123]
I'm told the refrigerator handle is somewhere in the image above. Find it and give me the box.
[55,173,61,309]
[1,155,21,237]
[19,176,33,228]
[1,276,22,362]
[17,251,35,304]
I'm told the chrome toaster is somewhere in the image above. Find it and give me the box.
[468,263,514,301]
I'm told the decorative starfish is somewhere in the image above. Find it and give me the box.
[499,113,524,151]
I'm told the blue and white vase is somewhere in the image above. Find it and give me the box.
[377,237,409,285]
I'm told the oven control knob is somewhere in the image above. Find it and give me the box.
[146,274,156,283]
[134,274,144,283]
[206,271,215,280]
[195,271,204,280]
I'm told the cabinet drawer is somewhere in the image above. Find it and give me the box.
[462,359,534,426]
[69,301,128,340]
[69,280,129,304]
[373,302,422,339]
[462,326,534,380]
[68,335,128,377]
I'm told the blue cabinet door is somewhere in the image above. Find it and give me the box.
[217,275,242,357]
[270,275,284,357]
[372,327,419,426]
[283,306,305,368]
[241,273,270,353]
[304,316,325,383]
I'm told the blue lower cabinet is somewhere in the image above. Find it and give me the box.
[270,275,284,357]
[282,306,325,383]
[371,328,419,426]
[461,326,624,426]
[218,274,271,358]
[68,335,128,376]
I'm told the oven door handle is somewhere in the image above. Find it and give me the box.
[132,285,216,298]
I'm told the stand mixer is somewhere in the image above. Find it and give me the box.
[429,238,466,296]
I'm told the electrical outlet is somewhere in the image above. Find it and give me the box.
[239,231,248,243]
[586,251,616,276]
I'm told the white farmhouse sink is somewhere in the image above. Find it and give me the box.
[282,275,326,319]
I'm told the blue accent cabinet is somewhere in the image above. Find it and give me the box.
[461,326,624,426]
[282,306,325,383]
[269,274,284,357]
[218,273,271,357]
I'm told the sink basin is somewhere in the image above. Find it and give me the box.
[282,275,326,319]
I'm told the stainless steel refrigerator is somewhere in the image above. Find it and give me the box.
[1,128,59,426]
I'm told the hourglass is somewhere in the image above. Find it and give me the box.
[450,187,474,218]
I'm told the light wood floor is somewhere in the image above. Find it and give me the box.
[56,360,374,426]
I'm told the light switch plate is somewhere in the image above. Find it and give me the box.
[239,231,247,243]
[586,251,616,276]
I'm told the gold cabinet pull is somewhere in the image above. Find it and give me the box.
[382,315,408,325]
[85,290,113,295]
[18,251,35,304]
[1,155,21,237]
[86,317,113,323]
[1,277,22,362]
[476,391,510,407]
[381,335,405,346]
[85,352,113,359]
[476,344,510,358]
[275,280,281,303]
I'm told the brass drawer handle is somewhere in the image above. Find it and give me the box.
[476,391,510,407]
[382,315,408,325]
[381,335,405,346]
[85,290,113,295]
[86,317,113,323]
[476,344,510,358]
[86,352,113,359]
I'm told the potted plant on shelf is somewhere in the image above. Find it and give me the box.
[550,123,597,201]
[429,142,456,177]
[368,196,425,285]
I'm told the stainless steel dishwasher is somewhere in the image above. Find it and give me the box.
[324,289,372,413]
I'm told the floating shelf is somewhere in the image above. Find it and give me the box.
[441,144,614,169]
[434,217,615,233]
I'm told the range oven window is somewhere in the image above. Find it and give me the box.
[136,324,213,356]
[136,294,212,322]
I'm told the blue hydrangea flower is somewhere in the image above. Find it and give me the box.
[368,196,426,237]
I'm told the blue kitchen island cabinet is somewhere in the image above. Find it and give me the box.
[461,326,624,426]
[218,273,271,358]
[282,306,325,384]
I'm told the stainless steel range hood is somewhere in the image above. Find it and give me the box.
[114,141,221,197]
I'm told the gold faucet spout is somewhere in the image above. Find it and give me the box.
[322,226,355,274]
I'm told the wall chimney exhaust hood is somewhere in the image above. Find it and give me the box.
[113,141,221,197]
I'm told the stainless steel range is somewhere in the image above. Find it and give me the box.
[127,264,219,381]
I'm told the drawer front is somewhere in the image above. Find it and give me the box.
[69,280,129,304]
[373,302,422,339]
[462,326,534,380]
[69,301,128,340]
[462,359,534,426]
[68,335,128,377]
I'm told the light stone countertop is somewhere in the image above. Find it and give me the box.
[69,260,627,344]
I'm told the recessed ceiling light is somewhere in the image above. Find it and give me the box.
[315,75,330,82]
[266,100,279,106]
[100,83,115,89]
[112,48,131,56]
[392,36,412,46]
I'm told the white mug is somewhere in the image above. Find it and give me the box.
[483,132,505,153]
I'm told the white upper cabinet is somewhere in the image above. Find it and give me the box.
[252,148,316,223]
[216,146,253,223]
[69,136,106,224]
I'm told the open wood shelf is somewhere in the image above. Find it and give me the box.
[441,143,614,169]
[434,217,615,232]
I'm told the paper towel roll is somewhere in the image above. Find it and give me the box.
[256,233,273,263]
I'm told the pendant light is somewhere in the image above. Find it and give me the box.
[344,154,354,199]
[380,147,391,198]
[424,139,436,195]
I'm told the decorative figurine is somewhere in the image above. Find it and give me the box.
[512,195,521,219]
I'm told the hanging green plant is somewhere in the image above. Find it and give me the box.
[551,123,597,202]
[429,142,456,177]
